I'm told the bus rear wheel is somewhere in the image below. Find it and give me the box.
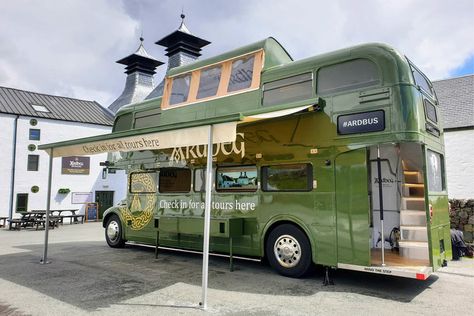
[266,224,312,278]
[105,214,125,248]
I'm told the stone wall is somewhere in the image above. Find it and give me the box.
[449,199,474,243]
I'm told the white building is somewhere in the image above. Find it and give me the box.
[0,86,126,220]
[433,74,474,199]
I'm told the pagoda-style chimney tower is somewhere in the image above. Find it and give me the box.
[145,14,210,100]
[108,37,163,114]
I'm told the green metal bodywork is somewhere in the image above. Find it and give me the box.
[63,38,451,270]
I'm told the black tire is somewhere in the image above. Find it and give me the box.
[105,214,125,248]
[266,224,313,278]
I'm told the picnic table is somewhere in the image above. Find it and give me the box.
[40,209,84,225]
[0,216,7,228]
[7,211,59,230]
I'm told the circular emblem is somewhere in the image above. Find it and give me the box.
[121,171,156,230]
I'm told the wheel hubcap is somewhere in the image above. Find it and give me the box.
[274,234,302,268]
[107,220,120,241]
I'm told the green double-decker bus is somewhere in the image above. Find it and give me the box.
[99,38,450,279]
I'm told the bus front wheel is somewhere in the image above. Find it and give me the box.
[105,214,125,248]
[266,224,312,278]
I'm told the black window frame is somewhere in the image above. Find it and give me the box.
[169,74,192,106]
[27,154,39,171]
[158,168,192,194]
[261,163,313,192]
[423,99,438,124]
[408,60,436,99]
[197,65,222,99]
[262,72,313,106]
[29,128,41,141]
[317,58,380,96]
[193,168,216,193]
[227,55,255,93]
[426,149,446,192]
[16,193,28,213]
[216,165,258,193]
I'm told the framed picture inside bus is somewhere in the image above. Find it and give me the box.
[216,166,257,192]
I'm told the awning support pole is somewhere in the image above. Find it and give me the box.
[377,145,385,266]
[41,148,53,264]
[200,125,213,309]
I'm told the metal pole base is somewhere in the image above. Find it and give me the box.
[323,266,334,286]
[40,259,51,264]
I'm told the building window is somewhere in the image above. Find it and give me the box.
[16,193,28,213]
[30,103,50,113]
[27,155,39,171]
[262,163,313,192]
[216,166,258,192]
[317,59,380,95]
[263,73,313,106]
[29,129,41,140]
[159,168,191,193]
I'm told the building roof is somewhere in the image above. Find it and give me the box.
[156,14,211,58]
[433,74,474,130]
[115,38,163,75]
[0,85,114,126]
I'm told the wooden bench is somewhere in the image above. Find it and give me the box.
[7,213,59,230]
[7,218,24,230]
[154,216,244,271]
[60,214,85,224]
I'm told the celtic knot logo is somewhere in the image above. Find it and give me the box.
[121,171,156,230]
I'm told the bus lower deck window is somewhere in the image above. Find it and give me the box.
[159,168,191,193]
[216,166,257,192]
[262,163,313,191]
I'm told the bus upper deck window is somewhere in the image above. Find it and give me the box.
[424,99,438,123]
[317,59,380,95]
[263,73,313,106]
[169,74,191,106]
[228,55,255,92]
[197,66,222,99]
[410,64,434,97]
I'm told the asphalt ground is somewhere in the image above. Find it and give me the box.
[0,223,473,316]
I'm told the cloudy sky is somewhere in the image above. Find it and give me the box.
[0,0,473,107]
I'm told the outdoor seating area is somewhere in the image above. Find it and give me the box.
[0,216,7,228]
[5,210,84,231]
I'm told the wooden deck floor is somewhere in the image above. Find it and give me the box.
[371,248,430,267]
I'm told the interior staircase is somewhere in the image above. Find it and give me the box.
[398,168,429,261]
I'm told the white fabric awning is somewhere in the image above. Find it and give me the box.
[48,122,237,158]
[43,103,315,158]
[241,104,313,123]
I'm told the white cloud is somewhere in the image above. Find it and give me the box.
[184,0,474,80]
[0,0,472,107]
[0,0,139,105]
